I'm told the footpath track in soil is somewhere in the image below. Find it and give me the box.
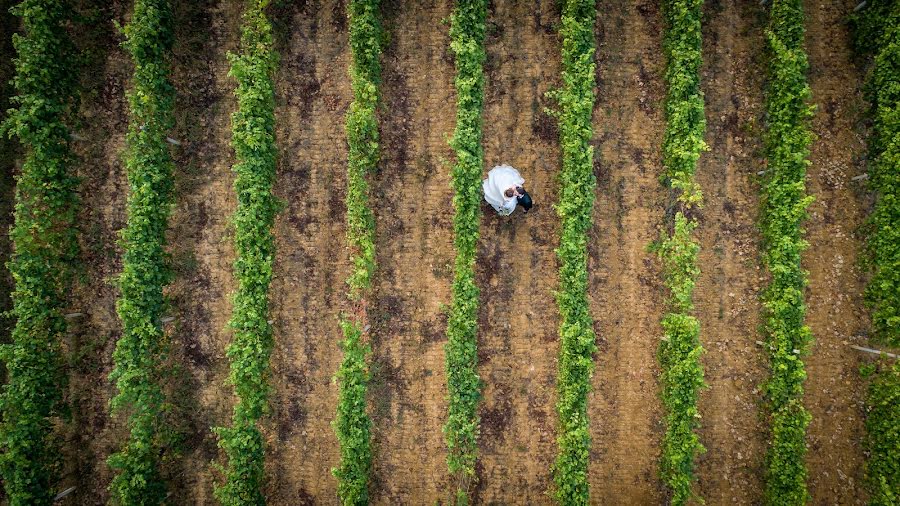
[63,1,132,502]
[165,0,242,502]
[587,0,667,502]
[802,0,869,501]
[473,0,563,502]
[693,0,768,503]
[265,0,350,502]
[367,0,456,502]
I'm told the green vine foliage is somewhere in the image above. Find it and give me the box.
[655,1,707,504]
[760,0,815,503]
[107,1,177,503]
[333,1,381,504]
[344,0,381,298]
[0,1,78,503]
[213,1,279,504]
[850,2,900,503]
[857,0,900,347]
[865,360,900,505]
[549,0,597,503]
[444,0,486,502]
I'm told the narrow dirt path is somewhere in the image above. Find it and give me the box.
[368,0,455,503]
[693,0,768,503]
[63,2,131,501]
[587,0,666,502]
[264,0,351,503]
[473,1,562,502]
[165,0,242,502]
[802,0,869,501]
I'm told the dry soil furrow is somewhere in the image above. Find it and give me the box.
[802,0,869,502]
[62,2,132,502]
[368,0,455,503]
[265,0,351,502]
[587,0,666,503]
[474,0,562,503]
[164,0,242,502]
[693,0,768,503]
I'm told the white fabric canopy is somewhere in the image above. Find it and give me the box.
[483,164,525,216]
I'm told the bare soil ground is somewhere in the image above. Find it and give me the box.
[62,2,131,502]
[803,0,870,501]
[0,0,881,504]
[587,0,667,503]
[368,0,456,502]
[694,0,769,503]
[472,1,563,503]
[265,0,350,502]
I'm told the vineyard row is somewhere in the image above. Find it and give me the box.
[107,0,178,502]
[444,0,487,503]
[214,0,280,504]
[0,0,79,504]
[760,0,816,503]
[853,0,900,502]
[550,0,598,503]
[654,0,707,503]
[333,0,382,504]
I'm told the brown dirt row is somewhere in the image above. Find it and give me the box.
[265,0,350,503]
[165,0,242,502]
[368,0,456,502]
[63,1,131,502]
[586,0,667,503]
[802,0,870,502]
[471,0,563,503]
[693,0,769,503]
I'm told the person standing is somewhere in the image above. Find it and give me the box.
[483,164,533,215]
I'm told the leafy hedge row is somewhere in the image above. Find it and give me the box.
[444,0,487,502]
[857,0,900,347]
[107,1,177,503]
[213,1,280,504]
[850,2,900,503]
[0,1,78,503]
[865,361,900,505]
[333,1,381,504]
[549,0,597,503]
[654,2,707,503]
[760,0,815,503]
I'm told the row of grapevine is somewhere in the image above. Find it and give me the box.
[444,0,487,503]
[654,0,707,503]
[333,0,382,504]
[759,0,815,503]
[855,0,900,348]
[107,0,177,503]
[851,1,900,503]
[213,1,280,504]
[864,362,900,504]
[550,0,598,503]
[0,0,79,503]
